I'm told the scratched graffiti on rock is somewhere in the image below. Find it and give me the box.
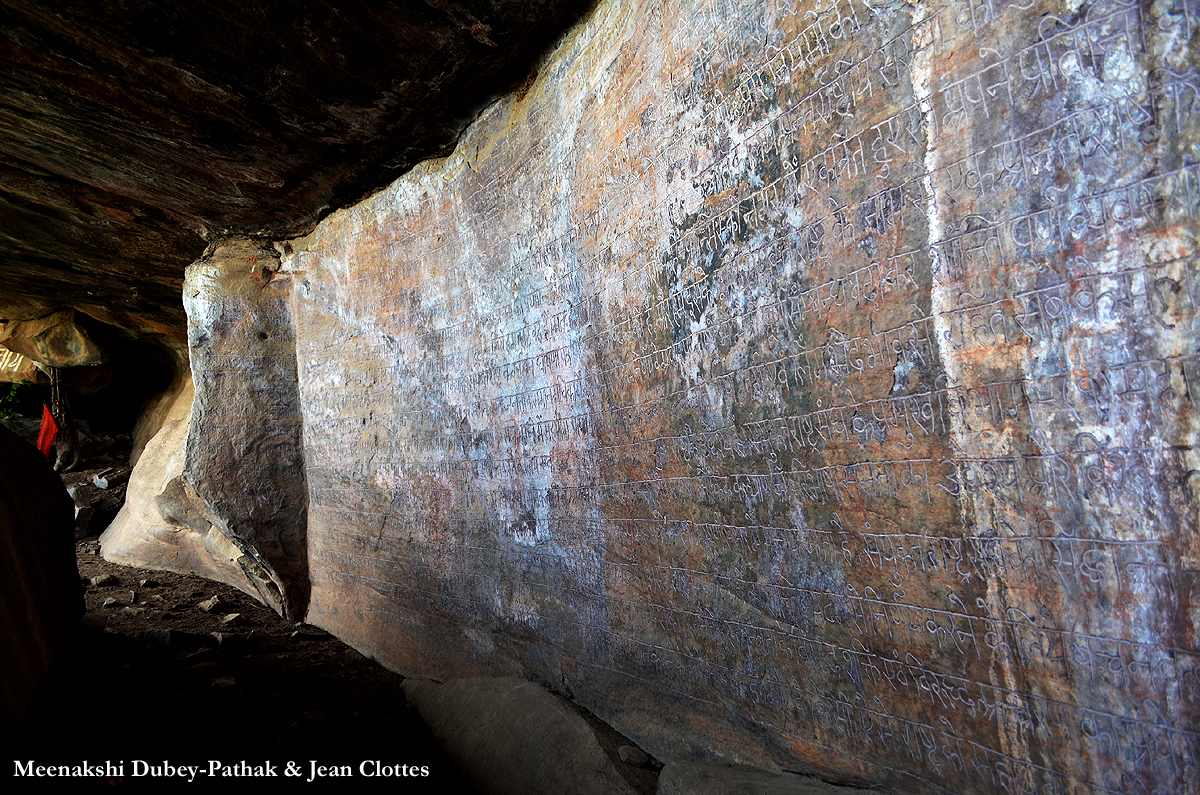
[279,0,1200,791]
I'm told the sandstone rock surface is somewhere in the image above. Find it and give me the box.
[103,240,310,618]
[181,239,309,618]
[0,347,36,383]
[0,309,105,369]
[101,378,267,599]
[0,0,594,325]
[106,0,1200,792]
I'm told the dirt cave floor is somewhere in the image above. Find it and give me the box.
[8,541,481,792]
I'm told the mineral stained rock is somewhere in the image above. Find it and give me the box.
[0,308,105,368]
[110,0,1200,792]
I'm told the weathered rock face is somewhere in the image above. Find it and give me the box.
[108,0,1199,792]
[104,240,309,618]
[182,239,308,618]
[103,376,271,597]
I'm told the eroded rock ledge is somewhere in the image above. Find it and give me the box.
[0,0,595,323]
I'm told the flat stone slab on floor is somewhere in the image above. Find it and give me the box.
[657,761,876,795]
[403,676,641,795]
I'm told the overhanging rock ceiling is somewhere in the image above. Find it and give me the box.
[0,0,592,324]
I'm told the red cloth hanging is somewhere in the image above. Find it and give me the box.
[36,403,58,458]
